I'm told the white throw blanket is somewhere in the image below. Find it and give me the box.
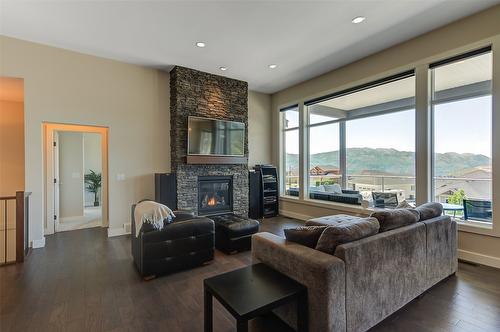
[134,201,176,237]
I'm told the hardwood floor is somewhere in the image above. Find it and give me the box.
[1,216,499,332]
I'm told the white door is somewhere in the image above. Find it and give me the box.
[53,131,60,232]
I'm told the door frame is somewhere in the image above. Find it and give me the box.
[43,122,109,235]
[53,131,60,232]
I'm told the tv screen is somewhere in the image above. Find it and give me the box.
[188,117,245,156]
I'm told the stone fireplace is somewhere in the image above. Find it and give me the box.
[169,66,249,216]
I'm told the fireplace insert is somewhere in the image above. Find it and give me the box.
[198,176,233,216]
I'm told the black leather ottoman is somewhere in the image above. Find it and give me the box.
[211,214,260,254]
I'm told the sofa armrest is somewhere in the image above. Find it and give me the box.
[251,232,346,332]
[142,218,214,243]
[334,223,427,332]
[420,216,457,285]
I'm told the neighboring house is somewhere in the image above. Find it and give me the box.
[435,166,492,202]
[309,165,340,175]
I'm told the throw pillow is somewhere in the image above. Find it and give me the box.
[284,226,328,248]
[315,217,380,254]
[370,208,420,232]
[415,202,443,220]
[396,200,413,209]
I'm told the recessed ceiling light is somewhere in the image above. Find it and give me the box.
[268,64,278,69]
[196,42,206,48]
[219,66,228,71]
[352,16,366,24]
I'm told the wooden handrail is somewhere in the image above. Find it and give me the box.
[0,196,16,200]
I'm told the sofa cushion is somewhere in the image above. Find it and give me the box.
[415,202,443,221]
[306,214,363,227]
[370,208,420,232]
[315,217,380,254]
[284,226,328,248]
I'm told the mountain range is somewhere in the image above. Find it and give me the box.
[286,148,490,176]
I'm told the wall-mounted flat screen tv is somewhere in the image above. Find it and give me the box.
[188,116,245,156]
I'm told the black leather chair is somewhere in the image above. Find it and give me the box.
[131,203,214,278]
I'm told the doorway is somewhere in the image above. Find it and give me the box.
[43,123,108,235]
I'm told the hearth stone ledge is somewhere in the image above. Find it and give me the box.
[176,165,249,217]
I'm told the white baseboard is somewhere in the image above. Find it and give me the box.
[107,225,131,237]
[32,237,46,248]
[458,249,500,269]
[279,209,310,221]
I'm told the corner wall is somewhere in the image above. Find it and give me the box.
[0,99,24,197]
[0,35,274,244]
[248,91,272,167]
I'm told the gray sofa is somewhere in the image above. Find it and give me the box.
[252,215,457,332]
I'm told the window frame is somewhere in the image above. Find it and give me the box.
[276,39,499,238]
[279,105,300,197]
[429,47,494,229]
[304,72,416,205]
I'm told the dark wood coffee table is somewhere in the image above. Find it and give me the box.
[204,263,307,332]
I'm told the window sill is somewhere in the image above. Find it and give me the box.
[279,195,373,216]
[457,219,499,238]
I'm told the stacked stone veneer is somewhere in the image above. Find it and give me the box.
[170,66,249,216]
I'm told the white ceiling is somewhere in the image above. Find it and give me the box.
[1,0,498,93]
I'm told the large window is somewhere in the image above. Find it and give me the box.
[279,45,496,233]
[281,106,299,196]
[431,49,493,223]
[308,108,341,194]
[305,74,416,206]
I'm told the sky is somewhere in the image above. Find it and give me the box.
[285,95,492,158]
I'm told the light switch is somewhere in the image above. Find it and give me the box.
[116,173,125,181]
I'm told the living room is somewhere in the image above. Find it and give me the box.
[1,1,500,332]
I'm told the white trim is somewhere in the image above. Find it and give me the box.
[32,237,46,248]
[279,209,310,221]
[107,226,130,237]
[458,249,500,269]
[43,123,110,236]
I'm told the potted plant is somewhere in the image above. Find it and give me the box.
[85,170,102,207]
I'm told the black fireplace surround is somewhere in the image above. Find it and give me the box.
[198,176,233,216]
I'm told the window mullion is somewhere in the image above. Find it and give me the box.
[492,40,500,233]
[298,103,307,200]
[340,121,347,189]
[415,64,432,205]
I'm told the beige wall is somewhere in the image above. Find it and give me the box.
[0,99,24,196]
[248,91,272,167]
[271,5,500,267]
[58,131,84,218]
[0,35,273,245]
[0,35,170,243]
[0,90,24,263]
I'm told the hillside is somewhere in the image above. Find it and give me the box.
[286,148,490,176]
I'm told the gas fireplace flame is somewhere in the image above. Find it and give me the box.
[207,197,217,206]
